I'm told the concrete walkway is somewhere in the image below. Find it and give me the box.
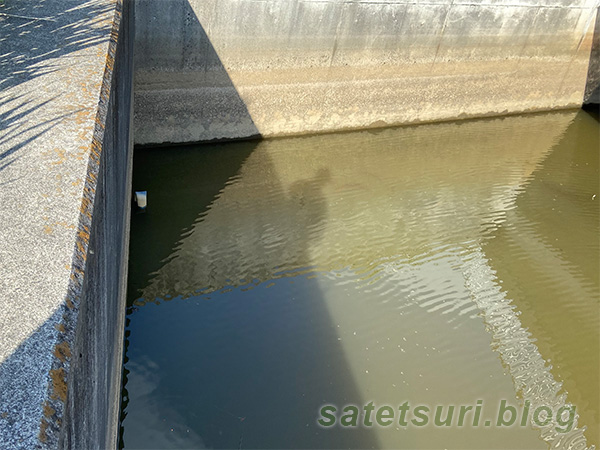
[0,0,118,447]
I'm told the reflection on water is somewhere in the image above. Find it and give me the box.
[120,111,599,449]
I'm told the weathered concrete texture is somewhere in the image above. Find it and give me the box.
[0,0,133,449]
[58,1,134,448]
[584,6,600,104]
[134,0,599,144]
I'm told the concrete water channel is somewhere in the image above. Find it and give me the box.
[0,0,599,449]
[120,110,599,449]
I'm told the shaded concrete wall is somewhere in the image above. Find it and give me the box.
[584,6,600,105]
[134,0,598,144]
[57,0,134,449]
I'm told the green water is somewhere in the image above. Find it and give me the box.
[120,110,599,450]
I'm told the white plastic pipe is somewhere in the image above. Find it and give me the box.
[134,191,147,209]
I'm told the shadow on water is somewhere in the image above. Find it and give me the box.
[119,4,378,449]
[121,146,380,450]
[125,142,257,301]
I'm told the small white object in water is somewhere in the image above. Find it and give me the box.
[135,191,147,209]
[593,194,596,200]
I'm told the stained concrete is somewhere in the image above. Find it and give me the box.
[0,0,133,448]
[134,0,599,145]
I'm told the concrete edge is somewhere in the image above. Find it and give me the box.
[37,0,133,448]
[584,6,600,107]
[133,103,583,148]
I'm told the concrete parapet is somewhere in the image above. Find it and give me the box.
[0,0,133,448]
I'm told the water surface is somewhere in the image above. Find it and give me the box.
[120,110,599,449]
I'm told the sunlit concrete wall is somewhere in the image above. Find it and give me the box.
[134,0,598,144]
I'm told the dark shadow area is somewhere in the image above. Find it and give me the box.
[582,102,599,121]
[120,142,380,450]
[583,7,600,111]
[120,5,378,449]
[126,142,257,302]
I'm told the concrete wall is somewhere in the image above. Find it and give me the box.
[584,6,600,105]
[134,0,598,145]
[0,0,134,448]
[57,0,134,449]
